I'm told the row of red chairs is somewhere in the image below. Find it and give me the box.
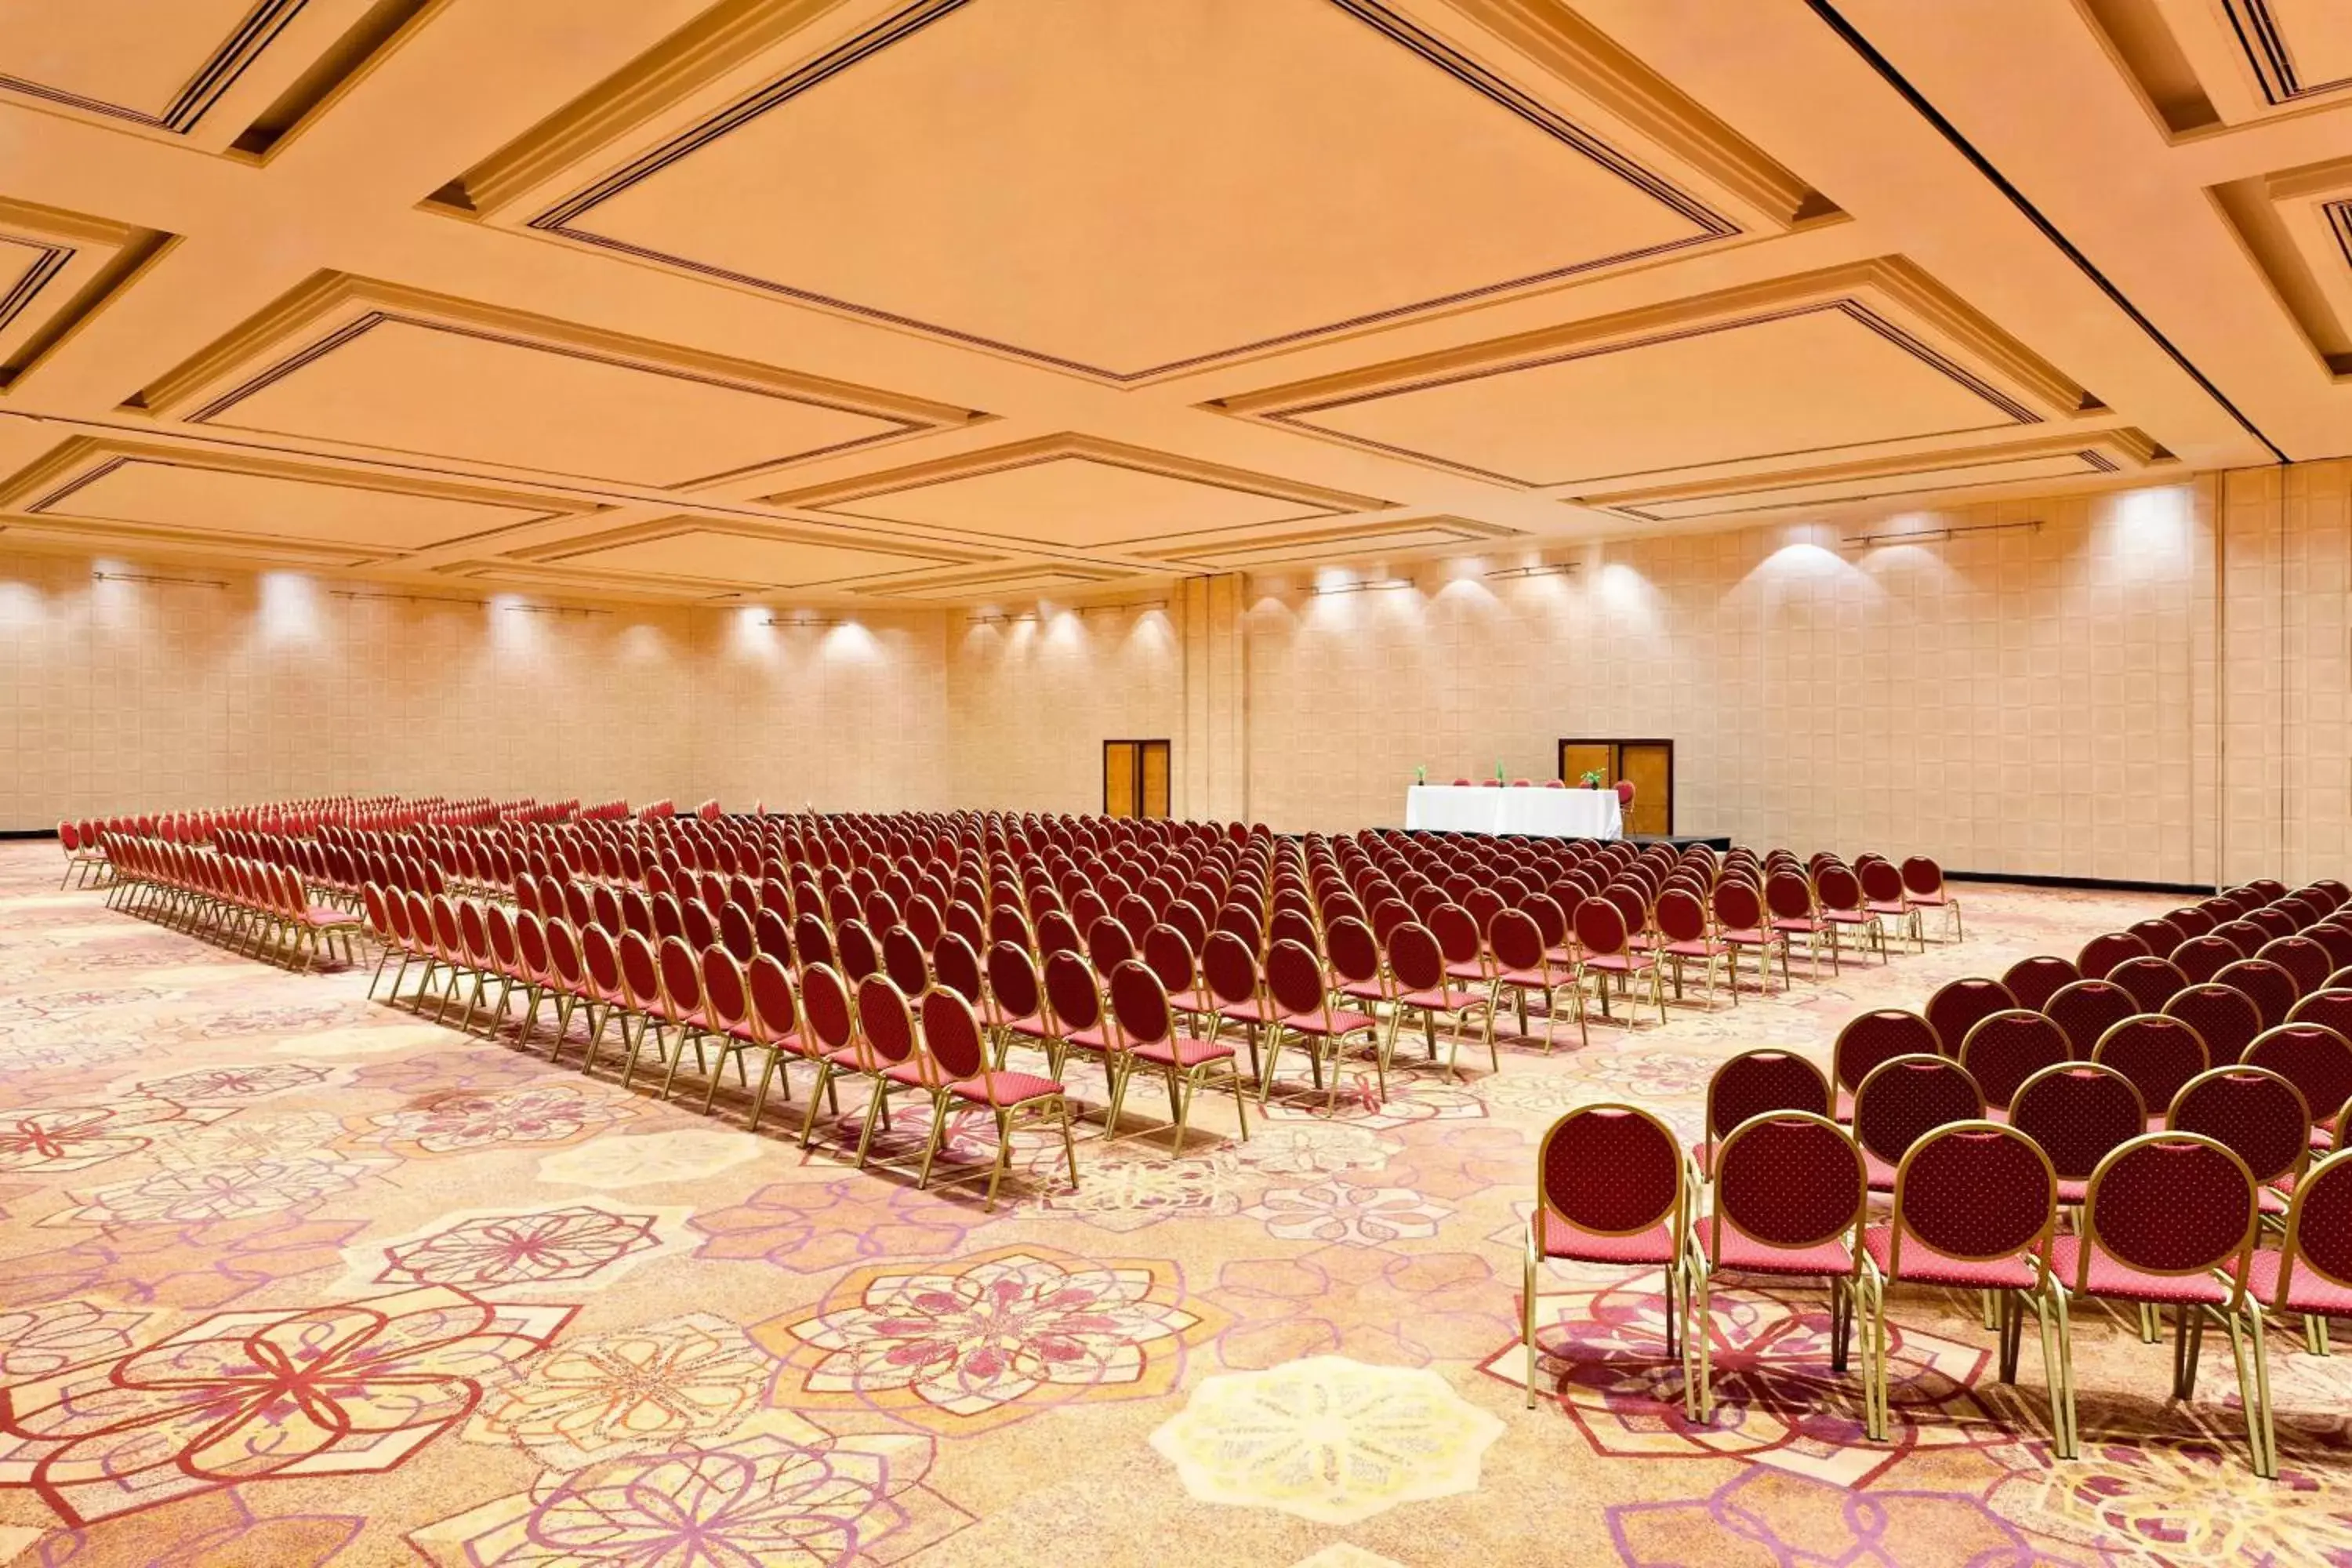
[103,837,364,970]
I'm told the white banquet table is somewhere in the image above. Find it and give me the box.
[1404,785,1623,839]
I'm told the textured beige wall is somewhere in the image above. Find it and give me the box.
[1243,481,2217,882]
[0,550,948,829]
[11,462,2348,887]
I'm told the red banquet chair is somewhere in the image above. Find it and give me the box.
[2009,1062,2146,1205]
[2245,1021,2352,1149]
[2054,1134,2274,1477]
[2000,955,2080,1013]
[2163,982,2265,1069]
[1850,1054,1986,1192]
[1960,1010,2074,1115]
[2043,978,2140,1059]
[2093,1014,2210,1125]
[1710,877,1788,994]
[1694,1048,1831,1179]
[2171,935,2244,985]
[1858,859,1923,953]
[2216,957,2302,1031]
[2169,1064,2311,1218]
[1689,1111,1868,1423]
[1926,976,2017,1059]
[1764,871,1839,979]
[1489,908,1577,1054]
[1831,1009,1942,1120]
[1900,855,1963,942]
[2253,1150,2352,1354]
[1523,1104,1694,1413]
[916,986,1078,1210]
[2107,956,2188,1015]
[2259,936,2335,999]
[2077,931,2151,982]
[1573,896,1665,1031]
[1653,886,1737,1008]
[1859,1122,2071,1454]
[1382,920,1494,1078]
[1109,959,1251,1145]
[1261,938,1382,1114]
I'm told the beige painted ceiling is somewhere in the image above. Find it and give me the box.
[0,0,2339,606]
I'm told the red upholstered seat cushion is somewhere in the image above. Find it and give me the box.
[1540,1209,1678,1266]
[1399,985,1483,1013]
[1133,1035,1237,1068]
[1060,1025,1116,1055]
[2247,1250,2352,1316]
[1866,901,1909,917]
[1719,927,1773,945]
[2056,1178,2089,1206]
[303,905,354,925]
[881,1058,931,1087]
[2049,1236,2231,1305]
[1339,980,1387,1007]
[999,1011,1053,1040]
[1217,1000,1277,1025]
[1284,1008,1380,1040]
[1864,1149,1900,1192]
[1445,960,1490,985]
[1170,989,1221,1014]
[1861,1225,2036,1289]
[1494,966,1553,989]
[950,1070,1062,1107]
[1697,1217,1854,1277]
[1583,953,1656,975]
[824,1046,869,1070]
[1661,939,1724,958]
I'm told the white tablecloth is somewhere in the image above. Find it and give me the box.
[1404,785,1624,839]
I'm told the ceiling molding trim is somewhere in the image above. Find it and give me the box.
[0,0,310,133]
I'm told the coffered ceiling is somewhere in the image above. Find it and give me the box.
[0,0,2339,606]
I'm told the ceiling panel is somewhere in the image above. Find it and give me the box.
[543,528,972,588]
[528,0,1734,380]
[0,0,289,127]
[1157,519,1513,569]
[782,434,1385,548]
[20,457,559,551]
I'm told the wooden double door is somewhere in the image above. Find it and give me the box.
[1557,739,1673,836]
[1103,739,1171,819]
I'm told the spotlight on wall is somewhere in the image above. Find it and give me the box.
[1076,600,1169,619]
[1842,519,2041,550]
[502,601,611,618]
[91,570,224,589]
[1483,562,1581,581]
[967,609,1040,625]
[1308,577,1414,596]
[761,613,847,628]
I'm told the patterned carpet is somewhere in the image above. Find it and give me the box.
[2,840,2347,1567]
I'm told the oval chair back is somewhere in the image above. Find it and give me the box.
[2272,1151,2352,1311]
[580,923,623,1002]
[2089,1014,2207,1121]
[1701,1049,1831,1172]
[2078,930,2151,980]
[1143,924,1200,996]
[2217,957,2303,1030]
[618,931,664,1013]
[2213,920,2270,958]
[754,907,795,965]
[747,953,797,1044]
[1711,877,1765,934]
[1834,1009,1941,1098]
[1044,950,1103,1034]
[1711,1111,1866,1261]
[1264,938,1329,1023]
[1885,1121,2058,1279]
[2107,956,2188,1014]
[1851,1054,1985,1181]
[921,986,989,1081]
[833,919,880,983]
[719,902,758,962]
[1385,922,1445,994]
[1324,916,1381,991]
[882,925,930,996]
[1926,977,2016,1058]
[800,964,855,1055]
[944,900,987,955]
[2078,1133,2259,1302]
[1960,1009,2073,1110]
[657,935,703,1021]
[1202,930,1261,1007]
[987,941,1044,1023]
[2162,982,2264,1065]
[2169,1065,2310,1192]
[793,913,836,974]
[543,919,583,993]
[931,932,983,1004]
[1087,916,1135,974]
[855,974,916,1073]
[2127,916,2187,956]
[2000,955,2081,1012]
[2287,987,2352,1046]
[1109,960,1174,1051]
[2170,935,2240,985]
[2244,1022,2352,1136]
[2009,1062,2145,1192]
[1538,1102,1685,1243]
[2043,978,2139,1058]
[702,947,750,1034]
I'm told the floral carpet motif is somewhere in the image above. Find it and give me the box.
[1150,1355,1505,1524]
[5,844,2350,1563]
[761,1246,1217,1431]
[352,1203,693,1294]
[413,1409,968,1566]
[0,1283,573,1524]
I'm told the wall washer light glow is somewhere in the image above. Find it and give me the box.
[257,572,321,644]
